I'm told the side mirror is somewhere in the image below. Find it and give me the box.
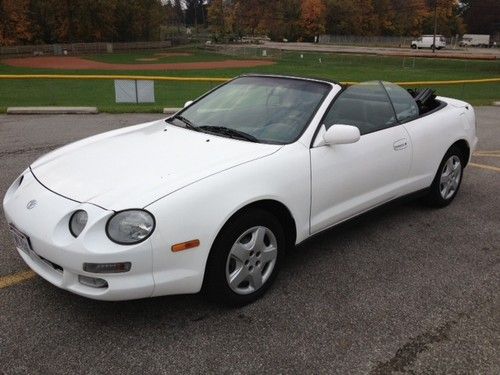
[323,124,360,145]
[184,100,194,108]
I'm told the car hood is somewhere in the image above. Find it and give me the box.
[30,120,281,210]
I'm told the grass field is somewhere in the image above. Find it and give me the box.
[0,47,499,113]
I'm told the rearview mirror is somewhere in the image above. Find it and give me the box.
[323,124,360,145]
[184,100,194,108]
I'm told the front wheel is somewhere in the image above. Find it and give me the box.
[424,146,464,207]
[411,44,417,49]
[203,208,285,306]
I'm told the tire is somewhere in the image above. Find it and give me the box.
[424,146,465,207]
[203,208,285,306]
[411,44,417,49]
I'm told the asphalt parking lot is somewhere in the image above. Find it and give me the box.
[0,109,499,374]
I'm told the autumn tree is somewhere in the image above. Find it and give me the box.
[208,0,228,40]
[0,0,33,46]
[0,0,475,46]
[300,0,327,39]
[25,0,166,44]
[230,0,270,36]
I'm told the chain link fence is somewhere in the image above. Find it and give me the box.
[0,77,223,113]
[0,75,497,113]
[318,35,462,48]
[0,45,498,112]
[0,41,177,57]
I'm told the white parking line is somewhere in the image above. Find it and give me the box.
[469,162,500,172]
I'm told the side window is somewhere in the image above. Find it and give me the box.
[383,81,419,123]
[323,81,397,135]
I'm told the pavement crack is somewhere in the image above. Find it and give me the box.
[369,319,457,374]
[0,144,61,157]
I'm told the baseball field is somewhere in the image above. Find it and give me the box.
[0,46,499,113]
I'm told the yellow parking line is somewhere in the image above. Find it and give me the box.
[469,162,500,172]
[0,270,36,289]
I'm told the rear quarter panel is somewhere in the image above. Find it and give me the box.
[402,97,477,192]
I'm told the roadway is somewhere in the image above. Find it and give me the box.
[0,109,498,373]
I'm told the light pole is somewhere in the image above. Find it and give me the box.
[432,0,438,53]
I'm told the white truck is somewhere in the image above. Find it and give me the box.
[459,34,490,47]
[411,35,446,50]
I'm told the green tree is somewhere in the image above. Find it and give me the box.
[325,0,377,36]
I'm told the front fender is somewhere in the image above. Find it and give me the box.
[146,142,311,297]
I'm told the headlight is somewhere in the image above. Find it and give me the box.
[69,210,88,237]
[106,209,155,245]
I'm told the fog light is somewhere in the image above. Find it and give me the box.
[78,275,108,288]
[83,262,131,273]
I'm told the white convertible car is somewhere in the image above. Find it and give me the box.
[4,75,477,305]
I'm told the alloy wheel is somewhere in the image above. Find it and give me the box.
[439,155,462,200]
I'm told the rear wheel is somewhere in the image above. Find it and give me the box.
[203,208,285,306]
[424,146,464,207]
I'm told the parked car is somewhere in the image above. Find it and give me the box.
[4,75,477,305]
[411,35,446,49]
[459,34,491,48]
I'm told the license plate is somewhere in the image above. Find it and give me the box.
[9,225,32,255]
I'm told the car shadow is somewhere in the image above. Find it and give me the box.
[36,195,431,325]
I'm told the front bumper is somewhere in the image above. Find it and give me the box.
[3,171,155,301]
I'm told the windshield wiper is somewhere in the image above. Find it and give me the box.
[198,126,259,143]
[166,115,199,131]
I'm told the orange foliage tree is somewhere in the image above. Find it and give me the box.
[0,0,33,46]
[300,0,327,39]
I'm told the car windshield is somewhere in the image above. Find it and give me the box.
[172,76,331,144]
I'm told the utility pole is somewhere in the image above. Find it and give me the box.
[432,0,438,53]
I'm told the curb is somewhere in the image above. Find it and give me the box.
[7,106,98,114]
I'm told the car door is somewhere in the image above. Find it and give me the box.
[309,81,412,234]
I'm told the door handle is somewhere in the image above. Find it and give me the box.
[393,138,408,151]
